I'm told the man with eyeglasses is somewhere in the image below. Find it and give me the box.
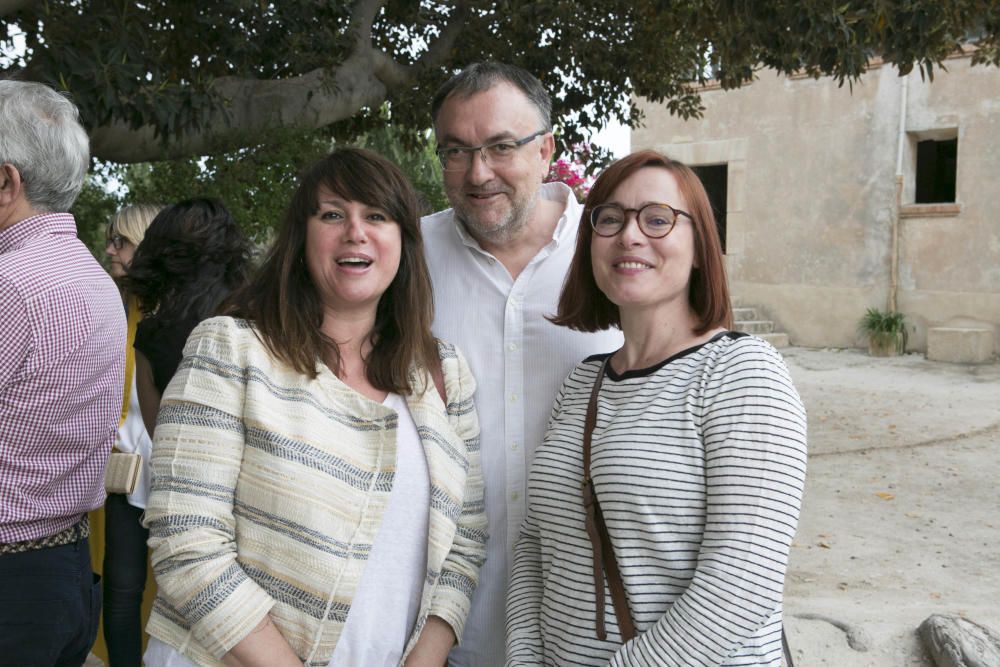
[0,81,125,665]
[421,62,623,666]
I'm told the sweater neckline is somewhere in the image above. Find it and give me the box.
[601,331,745,381]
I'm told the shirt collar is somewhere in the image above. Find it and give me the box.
[0,212,78,255]
[547,181,584,244]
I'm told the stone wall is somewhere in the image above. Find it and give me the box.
[632,54,999,354]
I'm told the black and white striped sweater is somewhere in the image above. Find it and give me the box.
[506,332,807,666]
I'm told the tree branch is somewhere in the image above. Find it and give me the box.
[89,0,393,163]
[88,0,470,162]
[89,50,390,162]
[350,0,386,51]
[372,1,470,90]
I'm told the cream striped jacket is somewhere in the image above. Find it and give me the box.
[143,316,487,666]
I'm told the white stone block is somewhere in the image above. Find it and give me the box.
[926,327,995,363]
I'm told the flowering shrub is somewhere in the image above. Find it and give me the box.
[545,144,595,202]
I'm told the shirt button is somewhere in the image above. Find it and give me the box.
[488,257,496,265]
[511,441,519,451]
[510,393,518,403]
[508,342,517,351]
[511,492,521,502]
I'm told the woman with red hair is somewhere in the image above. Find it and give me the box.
[506,151,808,666]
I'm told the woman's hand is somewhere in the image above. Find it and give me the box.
[221,615,303,667]
[402,615,456,667]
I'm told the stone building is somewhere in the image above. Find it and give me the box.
[632,51,999,360]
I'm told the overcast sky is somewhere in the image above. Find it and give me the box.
[591,120,630,158]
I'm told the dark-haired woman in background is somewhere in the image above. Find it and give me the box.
[506,151,807,666]
[142,148,486,667]
[127,198,253,437]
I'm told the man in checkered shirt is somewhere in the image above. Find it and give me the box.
[0,81,125,665]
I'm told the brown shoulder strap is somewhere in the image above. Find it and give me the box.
[783,626,795,666]
[582,356,636,642]
[581,357,607,477]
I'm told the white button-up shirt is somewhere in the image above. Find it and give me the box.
[422,182,624,666]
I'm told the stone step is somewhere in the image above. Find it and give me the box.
[734,319,774,334]
[731,299,790,347]
[758,332,789,348]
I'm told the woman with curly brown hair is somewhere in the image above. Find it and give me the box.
[126,198,253,436]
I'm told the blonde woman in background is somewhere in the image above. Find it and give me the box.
[103,204,164,667]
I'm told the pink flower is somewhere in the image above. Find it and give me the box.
[545,143,596,201]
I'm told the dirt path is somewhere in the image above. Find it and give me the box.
[781,347,1000,666]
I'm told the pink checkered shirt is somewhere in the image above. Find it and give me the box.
[1,212,125,543]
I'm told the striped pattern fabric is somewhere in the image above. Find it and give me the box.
[506,333,807,666]
[0,213,125,542]
[144,316,487,666]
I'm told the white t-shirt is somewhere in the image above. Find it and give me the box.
[330,391,429,665]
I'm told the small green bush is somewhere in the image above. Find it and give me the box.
[859,308,907,354]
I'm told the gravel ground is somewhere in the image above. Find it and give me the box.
[781,347,1000,667]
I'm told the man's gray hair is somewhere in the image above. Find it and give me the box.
[0,80,90,212]
[431,62,552,133]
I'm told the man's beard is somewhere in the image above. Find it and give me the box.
[455,188,540,247]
